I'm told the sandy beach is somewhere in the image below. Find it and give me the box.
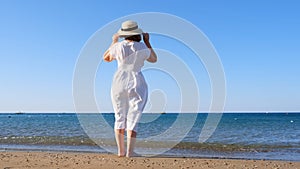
[0,151,299,169]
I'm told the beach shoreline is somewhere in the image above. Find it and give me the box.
[0,151,299,169]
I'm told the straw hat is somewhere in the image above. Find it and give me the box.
[117,20,143,37]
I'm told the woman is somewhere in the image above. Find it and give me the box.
[103,20,157,157]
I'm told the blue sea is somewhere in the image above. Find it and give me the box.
[0,113,299,161]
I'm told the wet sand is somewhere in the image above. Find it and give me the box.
[0,151,299,169]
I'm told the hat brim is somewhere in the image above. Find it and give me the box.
[117,28,143,37]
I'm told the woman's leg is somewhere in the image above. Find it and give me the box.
[111,88,128,157]
[115,129,125,157]
[126,130,137,157]
[126,79,148,157]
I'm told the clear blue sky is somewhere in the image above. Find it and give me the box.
[0,0,299,112]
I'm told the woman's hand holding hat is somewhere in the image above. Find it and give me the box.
[142,33,149,43]
[112,33,119,43]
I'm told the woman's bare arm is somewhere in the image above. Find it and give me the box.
[143,33,157,63]
[103,34,119,62]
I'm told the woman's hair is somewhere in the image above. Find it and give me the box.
[125,35,141,42]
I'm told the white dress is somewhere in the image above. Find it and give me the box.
[110,40,150,131]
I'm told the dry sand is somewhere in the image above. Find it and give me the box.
[0,151,299,169]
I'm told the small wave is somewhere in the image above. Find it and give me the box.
[0,136,98,146]
[174,142,299,153]
[1,136,297,153]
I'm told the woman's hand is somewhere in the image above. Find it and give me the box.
[143,33,150,43]
[112,34,119,43]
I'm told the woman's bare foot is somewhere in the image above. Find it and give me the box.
[118,154,125,157]
[118,151,126,157]
[126,151,140,158]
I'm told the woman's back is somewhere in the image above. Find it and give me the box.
[110,40,150,72]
